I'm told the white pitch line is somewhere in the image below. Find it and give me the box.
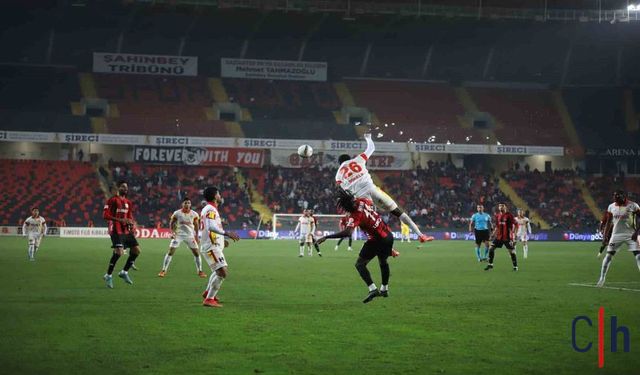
[568,283,640,293]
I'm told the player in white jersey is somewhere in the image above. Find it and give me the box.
[200,187,239,308]
[335,133,433,243]
[597,190,640,287]
[158,197,206,278]
[294,209,316,257]
[22,207,47,261]
[515,209,532,259]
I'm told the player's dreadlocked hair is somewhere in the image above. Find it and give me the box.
[336,188,356,213]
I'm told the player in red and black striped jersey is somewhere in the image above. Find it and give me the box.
[484,202,519,271]
[316,188,397,304]
[102,180,141,288]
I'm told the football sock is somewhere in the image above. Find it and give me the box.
[380,261,390,285]
[488,248,495,264]
[299,245,304,256]
[475,247,481,260]
[314,242,321,253]
[484,246,489,258]
[380,284,388,292]
[107,253,121,275]
[368,283,377,292]
[635,253,640,271]
[28,244,34,259]
[194,254,202,272]
[348,237,352,246]
[399,213,423,236]
[162,254,173,271]
[510,252,518,267]
[337,238,344,246]
[123,252,139,272]
[356,262,374,286]
[599,253,614,281]
[523,244,528,258]
[207,274,224,299]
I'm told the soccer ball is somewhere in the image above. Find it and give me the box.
[297,144,313,158]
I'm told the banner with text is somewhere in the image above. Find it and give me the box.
[221,58,327,82]
[270,149,412,170]
[93,52,198,76]
[133,146,265,167]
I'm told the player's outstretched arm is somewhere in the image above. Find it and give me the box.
[363,133,375,159]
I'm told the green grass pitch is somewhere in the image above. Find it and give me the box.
[1,237,639,375]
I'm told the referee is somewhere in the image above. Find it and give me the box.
[469,204,492,261]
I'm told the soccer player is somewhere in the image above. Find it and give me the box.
[515,209,532,259]
[336,133,433,243]
[596,190,640,287]
[158,197,206,278]
[469,204,491,261]
[316,188,396,304]
[307,209,323,257]
[400,222,411,243]
[294,209,316,257]
[200,186,240,308]
[335,214,354,251]
[22,207,46,261]
[597,210,613,257]
[484,202,518,271]
[102,180,141,288]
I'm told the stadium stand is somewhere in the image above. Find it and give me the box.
[502,169,598,230]
[0,160,104,227]
[109,163,260,229]
[467,87,569,146]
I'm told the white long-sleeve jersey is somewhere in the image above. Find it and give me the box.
[335,134,376,198]
[23,216,47,236]
[199,203,225,249]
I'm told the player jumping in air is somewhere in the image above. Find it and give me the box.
[515,209,532,259]
[484,202,518,271]
[294,209,316,257]
[335,213,354,251]
[102,181,141,288]
[316,188,397,304]
[158,197,206,278]
[596,190,640,287]
[200,187,240,308]
[469,204,491,261]
[22,207,47,261]
[335,133,433,243]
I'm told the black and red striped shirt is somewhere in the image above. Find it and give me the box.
[494,212,515,241]
[346,198,390,239]
[103,195,134,235]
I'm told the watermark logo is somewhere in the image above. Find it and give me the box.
[571,307,631,368]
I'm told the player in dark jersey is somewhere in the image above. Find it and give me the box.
[316,188,395,303]
[335,214,354,251]
[102,180,141,288]
[484,202,518,271]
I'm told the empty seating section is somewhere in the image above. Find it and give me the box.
[0,66,90,132]
[223,78,351,139]
[93,74,231,137]
[502,170,596,230]
[0,160,104,227]
[246,12,321,61]
[468,88,568,146]
[110,163,259,229]
[346,80,476,143]
[562,88,630,149]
